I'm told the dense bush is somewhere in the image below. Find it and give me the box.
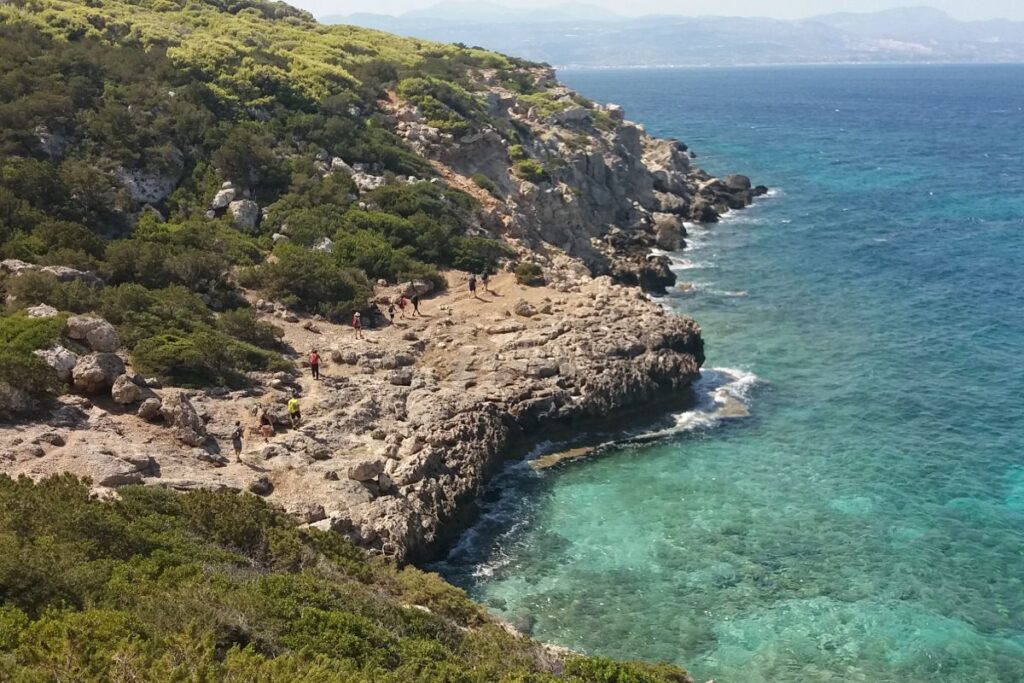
[513,160,549,184]
[0,475,692,682]
[242,243,372,318]
[0,313,64,401]
[216,307,284,349]
[515,262,545,286]
[396,77,484,136]
[4,271,100,314]
[470,173,498,195]
[451,236,514,274]
[132,328,286,387]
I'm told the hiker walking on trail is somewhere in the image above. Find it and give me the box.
[387,303,396,324]
[411,294,421,316]
[352,311,363,339]
[481,270,490,293]
[468,274,478,298]
[397,295,408,319]
[231,420,244,460]
[287,393,301,428]
[309,349,320,380]
[258,407,274,441]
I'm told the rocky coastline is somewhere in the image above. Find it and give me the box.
[0,68,761,565]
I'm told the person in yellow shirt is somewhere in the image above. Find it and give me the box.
[287,393,301,428]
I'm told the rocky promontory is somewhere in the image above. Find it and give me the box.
[1,271,703,563]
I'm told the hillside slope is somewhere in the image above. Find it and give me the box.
[0,473,693,681]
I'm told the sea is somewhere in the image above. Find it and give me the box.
[435,65,1024,682]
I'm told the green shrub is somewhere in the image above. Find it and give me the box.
[216,308,284,349]
[0,475,691,682]
[98,284,212,348]
[132,328,285,387]
[514,262,544,286]
[470,173,498,196]
[518,92,570,118]
[0,313,65,403]
[4,271,100,314]
[245,243,371,318]
[513,160,548,184]
[451,236,514,274]
[508,144,528,162]
[396,77,484,137]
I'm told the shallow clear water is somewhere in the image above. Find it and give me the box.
[438,65,1024,682]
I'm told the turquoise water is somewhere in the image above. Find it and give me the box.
[437,66,1024,682]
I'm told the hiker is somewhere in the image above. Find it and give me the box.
[258,408,275,441]
[387,303,396,323]
[309,348,320,380]
[468,274,478,298]
[231,420,244,460]
[411,293,421,316]
[352,311,363,339]
[287,393,301,428]
[481,270,490,293]
[397,295,408,319]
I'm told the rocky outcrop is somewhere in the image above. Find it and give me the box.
[228,199,260,231]
[72,353,125,394]
[1,259,103,288]
[160,391,206,446]
[111,375,142,405]
[386,68,762,292]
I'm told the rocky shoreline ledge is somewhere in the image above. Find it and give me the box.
[1,270,704,564]
[1,64,760,564]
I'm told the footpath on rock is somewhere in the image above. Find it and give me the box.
[1,270,704,563]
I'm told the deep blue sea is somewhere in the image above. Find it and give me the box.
[438,65,1024,682]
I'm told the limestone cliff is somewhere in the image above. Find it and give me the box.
[389,66,765,294]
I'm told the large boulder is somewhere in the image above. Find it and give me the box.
[331,157,354,175]
[653,213,685,251]
[111,374,142,405]
[228,199,260,231]
[66,315,119,352]
[34,346,78,384]
[723,174,752,191]
[72,353,125,394]
[160,391,207,446]
[78,447,154,487]
[211,185,236,209]
[347,457,385,482]
[137,397,163,420]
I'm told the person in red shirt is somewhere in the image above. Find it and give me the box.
[352,311,363,338]
[309,348,320,380]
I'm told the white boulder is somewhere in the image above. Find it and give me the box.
[66,315,119,352]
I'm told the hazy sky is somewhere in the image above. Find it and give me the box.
[301,0,1024,21]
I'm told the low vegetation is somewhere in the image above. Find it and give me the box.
[515,262,545,286]
[514,159,550,184]
[0,475,692,683]
[0,0,522,401]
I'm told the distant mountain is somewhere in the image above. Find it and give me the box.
[323,5,1024,67]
